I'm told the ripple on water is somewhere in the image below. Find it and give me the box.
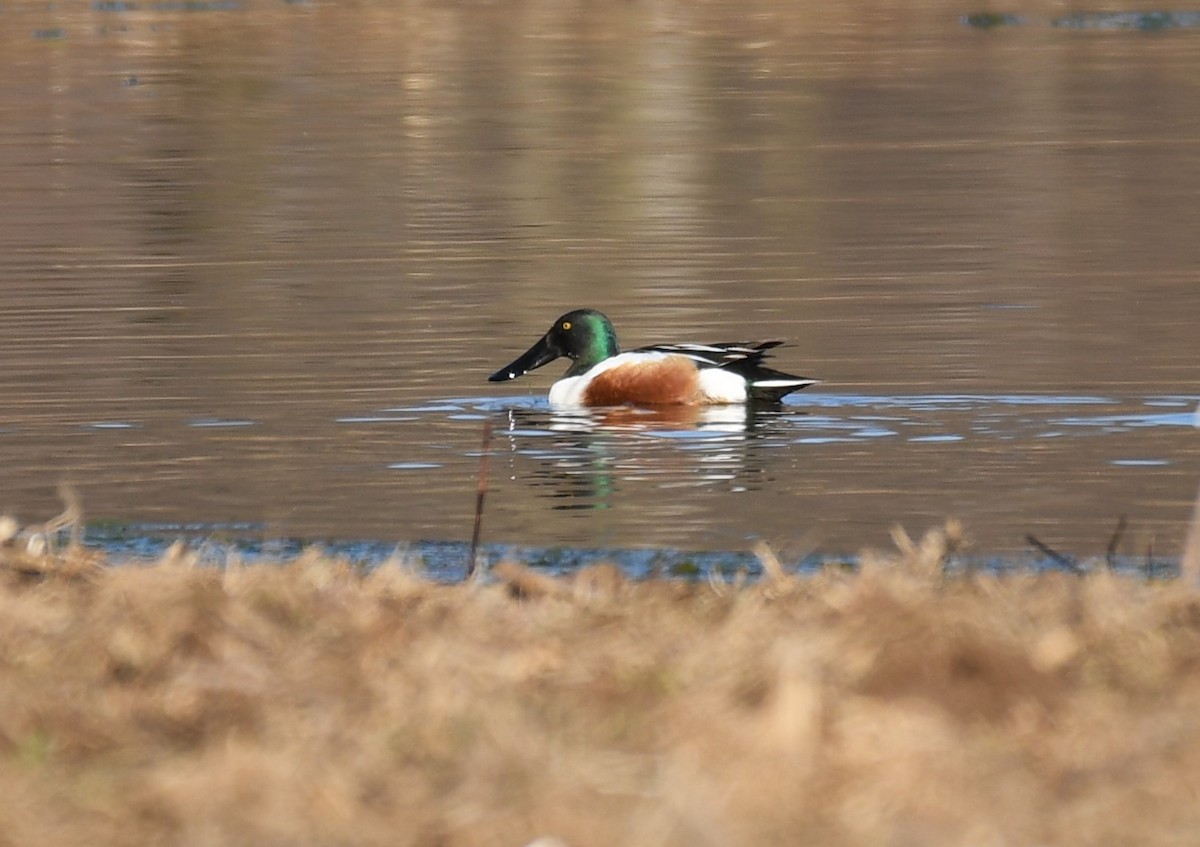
[1051,412,1196,429]
[336,416,420,424]
[474,393,1199,448]
[187,418,257,428]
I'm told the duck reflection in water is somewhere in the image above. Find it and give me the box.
[492,403,795,513]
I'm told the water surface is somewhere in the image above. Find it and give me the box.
[1,0,1198,567]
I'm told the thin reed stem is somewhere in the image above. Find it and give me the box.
[467,419,494,578]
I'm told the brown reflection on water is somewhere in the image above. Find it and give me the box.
[0,0,1197,556]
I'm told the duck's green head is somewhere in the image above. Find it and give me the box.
[488,309,620,382]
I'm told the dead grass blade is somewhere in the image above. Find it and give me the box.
[1183,481,1200,585]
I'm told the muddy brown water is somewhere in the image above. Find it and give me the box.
[1,1,1197,570]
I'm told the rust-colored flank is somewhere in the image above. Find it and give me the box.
[581,356,702,406]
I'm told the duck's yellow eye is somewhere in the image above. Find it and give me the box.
[562,321,572,330]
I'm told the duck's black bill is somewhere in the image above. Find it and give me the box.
[487,334,561,382]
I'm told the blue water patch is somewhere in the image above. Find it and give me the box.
[785,413,898,440]
[383,405,465,414]
[87,421,139,430]
[1111,459,1170,467]
[1052,412,1195,429]
[787,394,1115,413]
[79,521,1183,581]
[857,428,897,438]
[387,462,443,470]
[451,392,1200,453]
[187,418,256,428]
[336,415,420,423]
[643,429,743,441]
[84,523,796,581]
[1054,11,1200,29]
[467,396,546,413]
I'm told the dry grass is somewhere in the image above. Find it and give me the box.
[3,523,1200,847]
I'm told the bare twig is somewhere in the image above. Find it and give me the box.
[466,419,494,579]
[1026,534,1083,574]
[1105,515,1127,570]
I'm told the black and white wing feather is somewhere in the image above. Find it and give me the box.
[633,340,819,402]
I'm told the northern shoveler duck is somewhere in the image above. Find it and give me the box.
[488,309,819,407]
